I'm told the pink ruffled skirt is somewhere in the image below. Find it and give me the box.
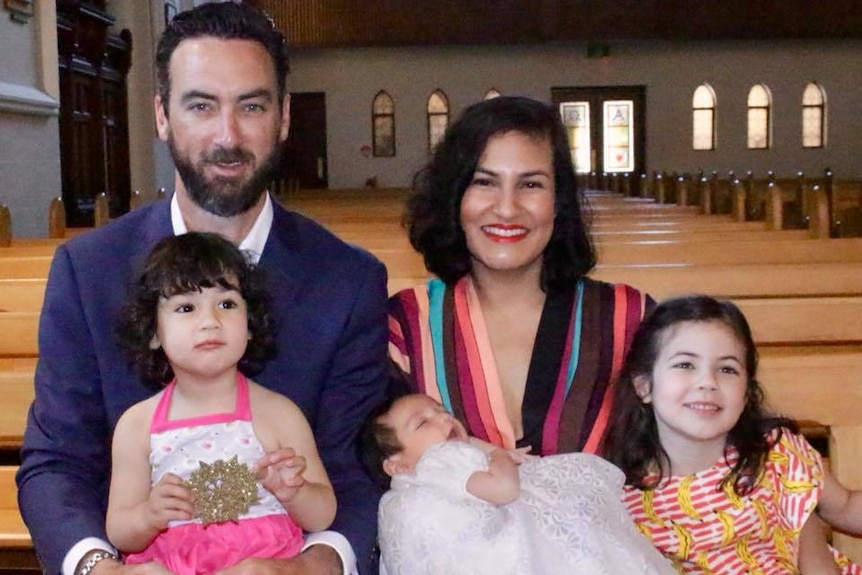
[124,514,304,575]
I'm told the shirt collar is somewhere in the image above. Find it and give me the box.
[170,192,274,264]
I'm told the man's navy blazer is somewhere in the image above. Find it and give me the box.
[17,198,389,574]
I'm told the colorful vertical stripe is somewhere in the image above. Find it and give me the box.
[388,276,653,456]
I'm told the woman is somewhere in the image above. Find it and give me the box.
[389,96,653,456]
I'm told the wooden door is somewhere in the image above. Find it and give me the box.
[551,86,646,179]
[280,92,328,191]
[57,2,131,227]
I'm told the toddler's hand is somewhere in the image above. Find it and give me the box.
[253,448,307,503]
[147,472,195,529]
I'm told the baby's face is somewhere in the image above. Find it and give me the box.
[382,394,468,474]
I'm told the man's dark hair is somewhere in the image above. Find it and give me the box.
[155,2,290,112]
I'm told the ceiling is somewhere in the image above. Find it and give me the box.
[251,0,862,49]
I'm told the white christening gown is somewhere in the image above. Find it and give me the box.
[378,441,674,575]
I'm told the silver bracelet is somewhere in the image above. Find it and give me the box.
[77,550,119,575]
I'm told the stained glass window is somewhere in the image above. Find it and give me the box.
[802,82,826,149]
[427,90,449,153]
[692,84,716,151]
[560,102,591,173]
[747,84,771,149]
[372,91,395,157]
[603,100,634,173]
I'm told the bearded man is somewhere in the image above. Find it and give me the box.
[17,4,388,575]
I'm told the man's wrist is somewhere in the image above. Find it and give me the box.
[64,538,118,575]
[75,550,120,575]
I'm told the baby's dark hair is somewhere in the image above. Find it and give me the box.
[359,395,406,492]
[602,294,797,495]
[120,232,275,387]
[359,364,416,491]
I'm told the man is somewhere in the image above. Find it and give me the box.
[17,4,387,575]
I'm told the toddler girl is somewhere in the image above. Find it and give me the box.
[106,232,336,574]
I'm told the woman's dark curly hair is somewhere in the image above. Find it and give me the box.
[119,232,275,387]
[406,96,596,291]
[601,294,797,496]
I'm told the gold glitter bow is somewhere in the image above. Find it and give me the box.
[184,456,260,524]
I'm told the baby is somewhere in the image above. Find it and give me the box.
[361,393,675,575]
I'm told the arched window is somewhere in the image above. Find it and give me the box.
[372,91,395,157]
[747,84,771,149]
[427,89,450,153]
[802,82,827,148]
[484,88,501,100]
[692,84,716,151]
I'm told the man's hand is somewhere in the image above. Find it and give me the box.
[215,544,343,575]
[89,559,176,575]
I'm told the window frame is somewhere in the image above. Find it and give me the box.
[802,82,827,149]
[747,84,772,150]
[371,90,396,158]
[426,89,450,154]
[692,83,716,151]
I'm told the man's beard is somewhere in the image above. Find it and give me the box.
[169,136,281,218]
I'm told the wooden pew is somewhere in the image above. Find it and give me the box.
[0,257,52,280]
[2,309,861,447]
[591,218,775,233]
[0,466,37,570]
[738,297,862,345]
[679,170,862,240]
[327,223,812,245]
[377,253,862,299]
[0,372,32,450]
[0,312,38,361]
[832,177,862,238]
[591,262,862,299]
[758,347,862,560]
[0,280,47,312]
[595,237,862,266]
[370,238,862,279]
[0,242,61,256]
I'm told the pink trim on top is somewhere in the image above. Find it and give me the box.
[150,373,252,433]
